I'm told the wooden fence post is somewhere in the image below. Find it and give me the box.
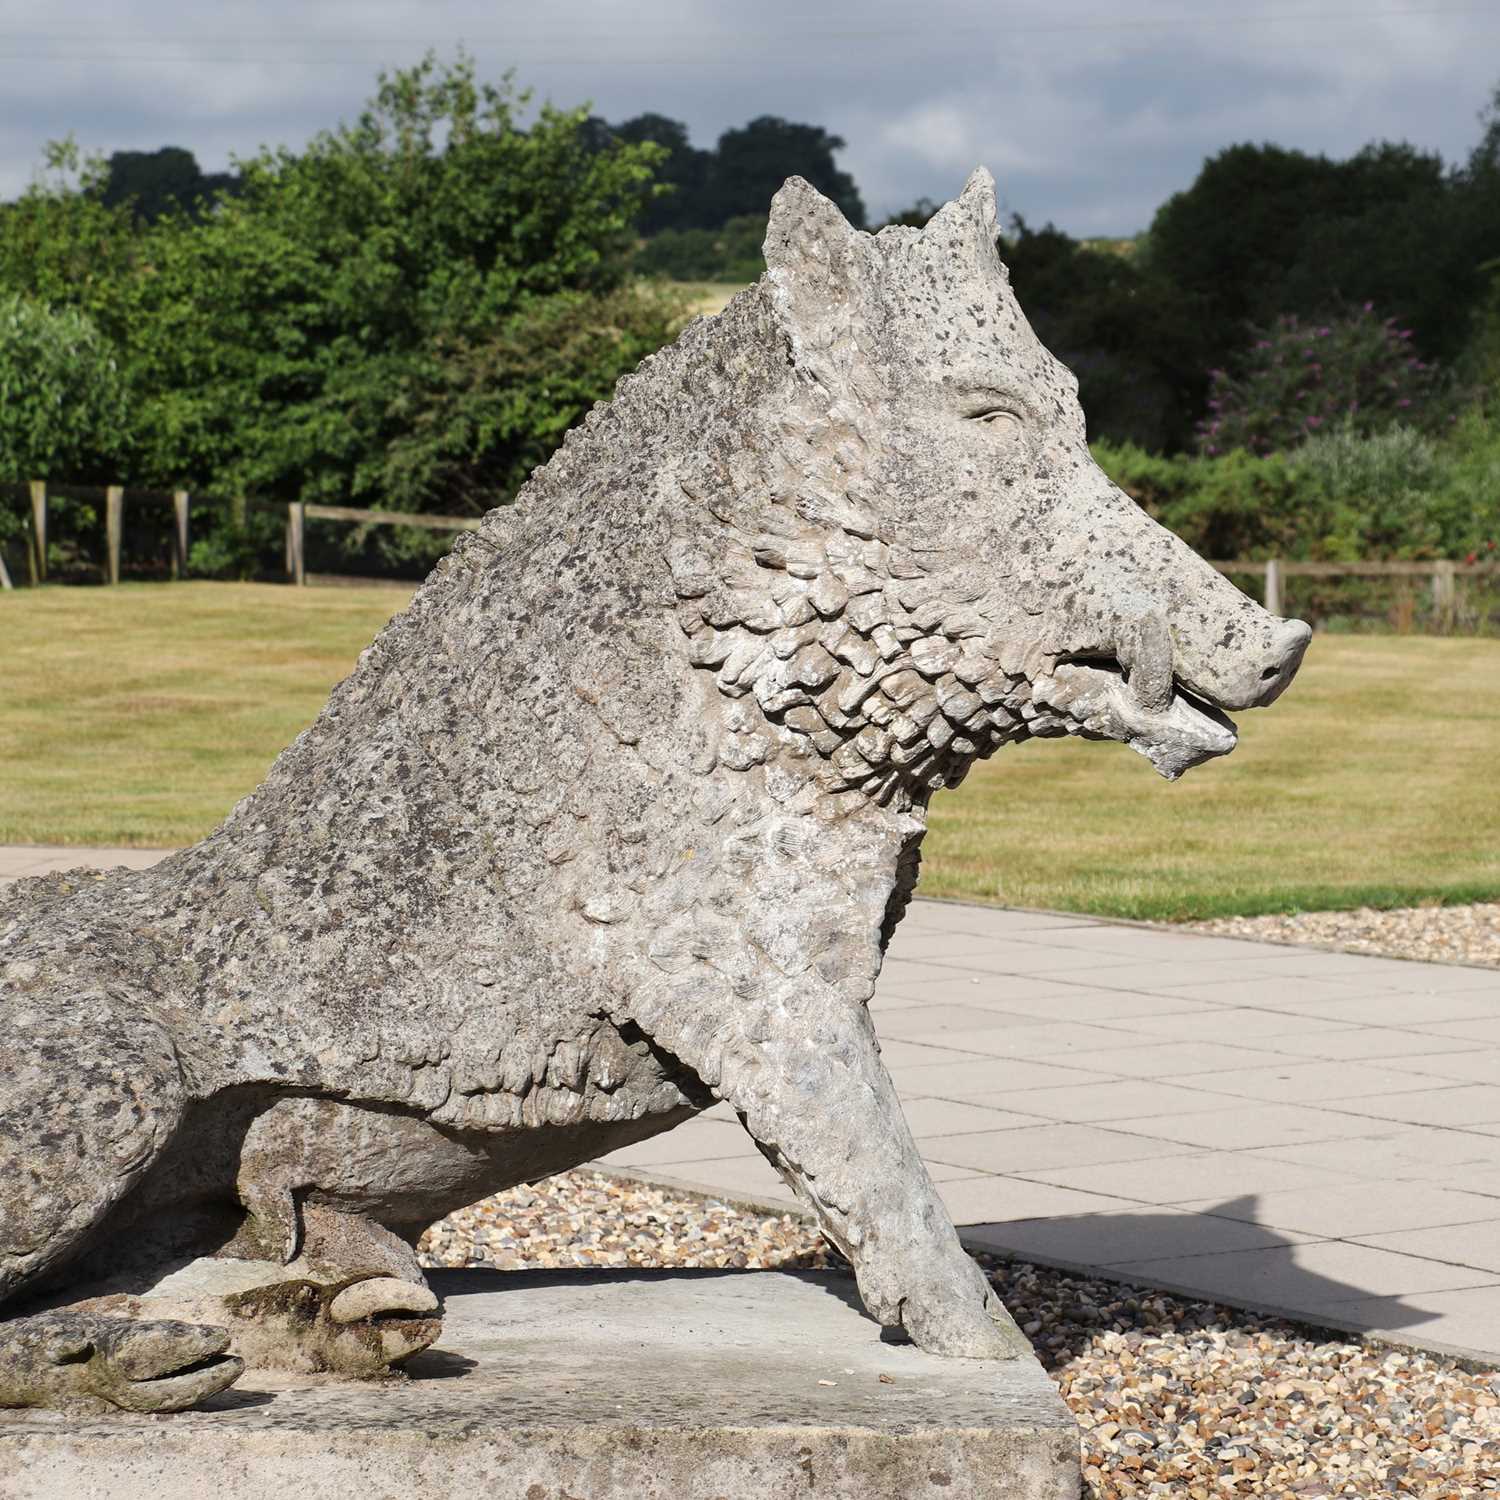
[105,485,124,586]
[1432,561,1457,631]
[29,480,46,582]
[1264,558,1283,617]
[285,502,306,586]
[172,491,190,579]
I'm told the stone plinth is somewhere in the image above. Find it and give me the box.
[0,1269,1080,1499]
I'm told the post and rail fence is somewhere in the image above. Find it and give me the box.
[2,480,1497,630]
[4,481,482,592]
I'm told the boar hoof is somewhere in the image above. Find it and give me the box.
[327,1276,438,1324]
[0,1311,244,1414]
[223,1274,443,1376]
[902,1282,1033,1361]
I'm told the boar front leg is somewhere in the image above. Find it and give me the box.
[652,988,1030,1360]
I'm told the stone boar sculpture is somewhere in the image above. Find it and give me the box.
[0,169,1309,1413]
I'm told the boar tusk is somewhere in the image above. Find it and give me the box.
[1117,611,1174,713]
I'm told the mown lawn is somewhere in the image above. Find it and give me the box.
[3,582,1497,920]
[926,634,1500,919]
[0,582,412,848]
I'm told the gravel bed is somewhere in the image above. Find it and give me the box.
[420,1170,1498,1499]
[1192,903,1500,969]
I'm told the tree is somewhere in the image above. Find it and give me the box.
[611,113,713,233]
[0,139,140,323]
[875,198,939,230]
[1471,81,1500,176]
[702,116,864,228]
[28,55,673,533]
[1002,219,1215,452]
[380,283,683,513]
[0,294,127,569]
[1147,139,1482,365]
[1147,144,1343,340]
[633,214,767,282]
[96,146,241,223]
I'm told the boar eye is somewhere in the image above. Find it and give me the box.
[970,407,1025,436]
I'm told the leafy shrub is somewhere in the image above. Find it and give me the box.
[1093,440,1304,559]
[185,505,284,581]
[1460,258,1500,408]
[1430,410,1500,556]
[1098,412,1500,567]
[1199,304,1453,456]
[381,282,688,518]
[1292,426,1448,558]
[0,294,126,484]
[0,294,127,569]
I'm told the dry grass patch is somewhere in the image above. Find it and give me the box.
[669,280,743,319]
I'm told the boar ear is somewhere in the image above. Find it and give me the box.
[763,176,868,340]
[919,166,1006,277]
[957,166,999,236]
[764,175,859,276]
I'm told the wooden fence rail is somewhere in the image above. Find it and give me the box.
[1206,558,1496,620]
[3,482,483,590]
[3,482,1498,621]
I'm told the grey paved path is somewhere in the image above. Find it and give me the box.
[3,845,1497,1361]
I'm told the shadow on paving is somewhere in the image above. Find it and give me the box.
[960,1193,1441,1367]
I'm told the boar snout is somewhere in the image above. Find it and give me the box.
[1081,483,1313,716]
[1170,608,1312,714]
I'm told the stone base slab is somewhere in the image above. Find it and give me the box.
[0,1268,1080,1499]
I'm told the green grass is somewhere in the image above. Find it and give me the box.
[3,585,1497,920]
[0,582,413,847]
[925,635,1500,919]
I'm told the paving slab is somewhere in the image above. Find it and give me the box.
[1011,1149,1352,1204]
[1246,1129,1496,1182]
[0,844,169,879]
[1160,1058,1466,1103]
[1099,1101,1392,1152]
[4,849,1497,1362]
[1404,1049,1500,1084]
[1112,1238,1499,1304]
[1350,1220,1500,1275]
[993,1078,1235,1124]
[1326,1285,1500,1357]
[961,1204,1320,1266]
[1175,1182,1500,1240]
[0,1269,1081,1500]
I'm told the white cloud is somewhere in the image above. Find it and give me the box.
[0,0,1494,233]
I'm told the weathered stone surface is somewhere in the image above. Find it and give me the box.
[0,1270,1083,1499]
[0,167,1309,1412]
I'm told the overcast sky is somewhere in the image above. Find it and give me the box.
[2,2,1497,234]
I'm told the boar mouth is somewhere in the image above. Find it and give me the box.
[1030,656,1238,781]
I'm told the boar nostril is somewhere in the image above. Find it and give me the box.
[1260,665,1280,682]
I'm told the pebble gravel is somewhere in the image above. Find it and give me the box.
[1192,903,1500,969]
[419,1169,1498,1499]
[417,1168,833,1273]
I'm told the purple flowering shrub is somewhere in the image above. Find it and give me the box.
[1198,304,1451,456]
